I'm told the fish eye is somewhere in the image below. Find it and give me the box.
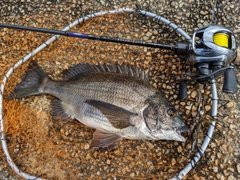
[167,107,176,117]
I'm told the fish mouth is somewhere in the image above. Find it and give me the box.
[173,115,189,132]
[174,125,190,141]
[173,116,190,141]
[175,124,190,134]
[172,126,189,142]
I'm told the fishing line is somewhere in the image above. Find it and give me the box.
[211,0,218,24]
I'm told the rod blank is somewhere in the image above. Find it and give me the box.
[0,23,174,50]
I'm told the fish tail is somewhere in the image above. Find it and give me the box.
[9,61,50,100]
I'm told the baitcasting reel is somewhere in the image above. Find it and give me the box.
[178,25,238,99]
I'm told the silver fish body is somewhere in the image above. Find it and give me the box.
[10,61,189,149]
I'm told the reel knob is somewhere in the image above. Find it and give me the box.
[178,81,187,100]
[223,68,238,93]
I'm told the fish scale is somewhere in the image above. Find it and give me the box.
[46,78,154,112]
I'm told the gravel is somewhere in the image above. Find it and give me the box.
[0,0,240,179]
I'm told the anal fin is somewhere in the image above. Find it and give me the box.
[91,130,122,150]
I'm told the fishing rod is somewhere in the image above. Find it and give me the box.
[0,23,179,51]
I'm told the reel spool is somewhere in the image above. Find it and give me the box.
[178,25,238,99]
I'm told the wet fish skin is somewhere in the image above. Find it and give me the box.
[10,61,189,149]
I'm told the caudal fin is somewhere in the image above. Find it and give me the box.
[9,61,49,100]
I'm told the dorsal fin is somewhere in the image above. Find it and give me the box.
[61,63,151,81]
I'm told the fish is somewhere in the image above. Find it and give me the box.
[9,61,189,150]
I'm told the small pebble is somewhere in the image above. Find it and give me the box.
[177,146,182,153]
[227,175,235,180]
[213,166,218,173]
[171,158,176,166]
[145,141,154,149]
[130,172,135,177]
[236,164,240,174]
[205,105,211,111]
[191,91,197,99]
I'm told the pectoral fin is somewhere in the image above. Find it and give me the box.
[91,130,122,149]
[85,99,137,129]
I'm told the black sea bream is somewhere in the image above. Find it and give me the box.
[10,61,189,149]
